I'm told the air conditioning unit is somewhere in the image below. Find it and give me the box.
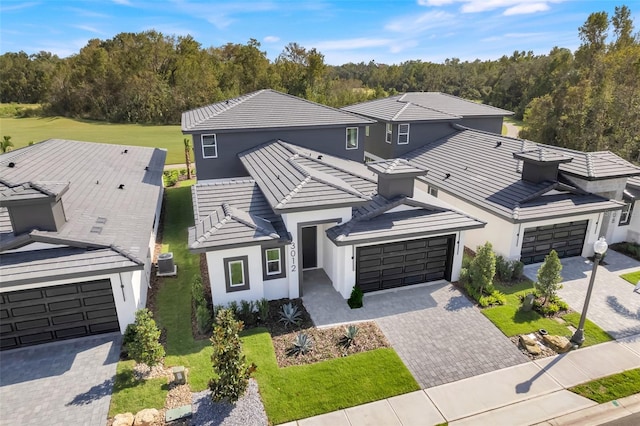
[157,252,177,276]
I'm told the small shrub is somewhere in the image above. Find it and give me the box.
[256,298,269,323]
[288,332,313,356]
[511,260,525,281]
[466,282,505,307]
[458,267,470,285]
[179,168,187,176]
[209,309,254,403]
[462,253,473,269]
[239,300,256,326]
[469,242,496,295]
[556,299,569,311]
[341,325,359,348]
[279,302,302,328]
[495,255,513,282]
[212,304,224,323]
[196,304,213,334]
[540,302,560,316]
[191,277,205,304]
[162,170,179,187]
[126,308,165,367]
[347,286,364,309]
[227,301,240,319]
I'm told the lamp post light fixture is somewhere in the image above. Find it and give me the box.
[570,237,608,347]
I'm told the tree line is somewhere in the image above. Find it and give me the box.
[0,5,637,162]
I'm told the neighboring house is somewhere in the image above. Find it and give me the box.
[0,140,166,350]
[613,176,640,244]
[341,92,512,160]
[188,141,484,303]
[402,126,637,263]
[182,89,375,180]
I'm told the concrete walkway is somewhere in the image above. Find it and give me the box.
[0,333,121,426]
[302,270,528,388]
[284,334,640,426]
[524,251,640,338]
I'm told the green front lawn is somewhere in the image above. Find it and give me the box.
[1,116,185,164]
[242,328,419,425]
[570,368,640,403]
[109,361,169,415]
[621,271,640,285]
[482,282,612,346]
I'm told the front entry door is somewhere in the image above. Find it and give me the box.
[302,226,317,269]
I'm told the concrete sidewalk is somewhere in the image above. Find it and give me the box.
[284,334,640,426]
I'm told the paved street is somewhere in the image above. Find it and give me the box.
[0,333,121,426]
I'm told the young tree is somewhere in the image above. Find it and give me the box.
[183,137,192,179]
[125,308,165,366]
[209,309,253,403]
[535,250,563,305]
[469,242,496,295]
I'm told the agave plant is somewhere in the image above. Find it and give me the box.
[279,302,302,328]
[288,332,313,356]
[341,325,359,348]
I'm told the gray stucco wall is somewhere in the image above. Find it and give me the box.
[192,125,367,180]
[365,122,457,159]
[459,117,504,134]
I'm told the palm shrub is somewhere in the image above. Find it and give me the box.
[209,309,254,403]
[125,308,165,366]
[535,250,563,306]
[469,242,496,295]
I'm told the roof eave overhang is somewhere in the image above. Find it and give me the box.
[274,200,370,214]
[560,170,640,182]
[0,264,143,288]
[328,222,486,247]
[512,203,624,224]
[182,120,376,134]
[188,238,291,254]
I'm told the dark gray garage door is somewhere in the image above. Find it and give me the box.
[0,279,119,350]
[356,235,454,293]
[520,220,588,264]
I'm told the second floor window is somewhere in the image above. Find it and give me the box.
[619,202,634,226]
[346,127,358,150]
[202,134,217,158]
[398,123,410,145]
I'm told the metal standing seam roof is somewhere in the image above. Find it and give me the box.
[238,140,375,212]
[341,92,513,122]
[402,128,626,223]
[181,89,375,132]
[188,179,289,252]
[0,139,166,284]
[326,194,486,245]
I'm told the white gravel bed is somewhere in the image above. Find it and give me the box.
[190,379,268,426]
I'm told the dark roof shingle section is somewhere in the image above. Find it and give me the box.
[326,194,485,245]
[367,159,428,176]
[403,129,626,222]
[182,89,374,132]
[239,141,375,212]
[342,92,512,122]
[513,148,573,164]
[189,180,289,251]
[543,147,640,180]
[0,139,166,282]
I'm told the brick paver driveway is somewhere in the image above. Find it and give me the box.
[302,272,529,389]
[0,333,121,426]
[375,284,528,388]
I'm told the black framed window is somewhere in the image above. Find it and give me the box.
[224,256,249,292]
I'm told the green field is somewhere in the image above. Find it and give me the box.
[1,116,185,164]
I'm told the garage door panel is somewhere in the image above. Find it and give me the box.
[356,235,454,292]
[0,279,119,350]
[521,220,587,265]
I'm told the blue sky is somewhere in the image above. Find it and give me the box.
[1,1,638,65]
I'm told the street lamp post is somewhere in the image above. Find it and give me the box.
[570,237,608,347]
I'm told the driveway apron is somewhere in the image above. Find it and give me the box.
[375,283,528,388]
[0,333,121,426]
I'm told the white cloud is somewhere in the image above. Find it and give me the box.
[504,3,549,15]
[418,0,562,15]
[112,0,133,5]
[385,11,455,34]
[263,36,280,43]
[73,25,105,35]
[0,2,39,13]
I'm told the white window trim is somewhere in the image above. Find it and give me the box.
[385,123,392,144]
[619,202,634,226]
[201,134,218,159]
[346,127,358,150]
[228,259,245,287]
[398,123,410,145]
[265,248,282,276]
[428,186,438,197]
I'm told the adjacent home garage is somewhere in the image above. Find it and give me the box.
[0,279,120,350]
[520,220,588,264]
[356,235,455,293]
